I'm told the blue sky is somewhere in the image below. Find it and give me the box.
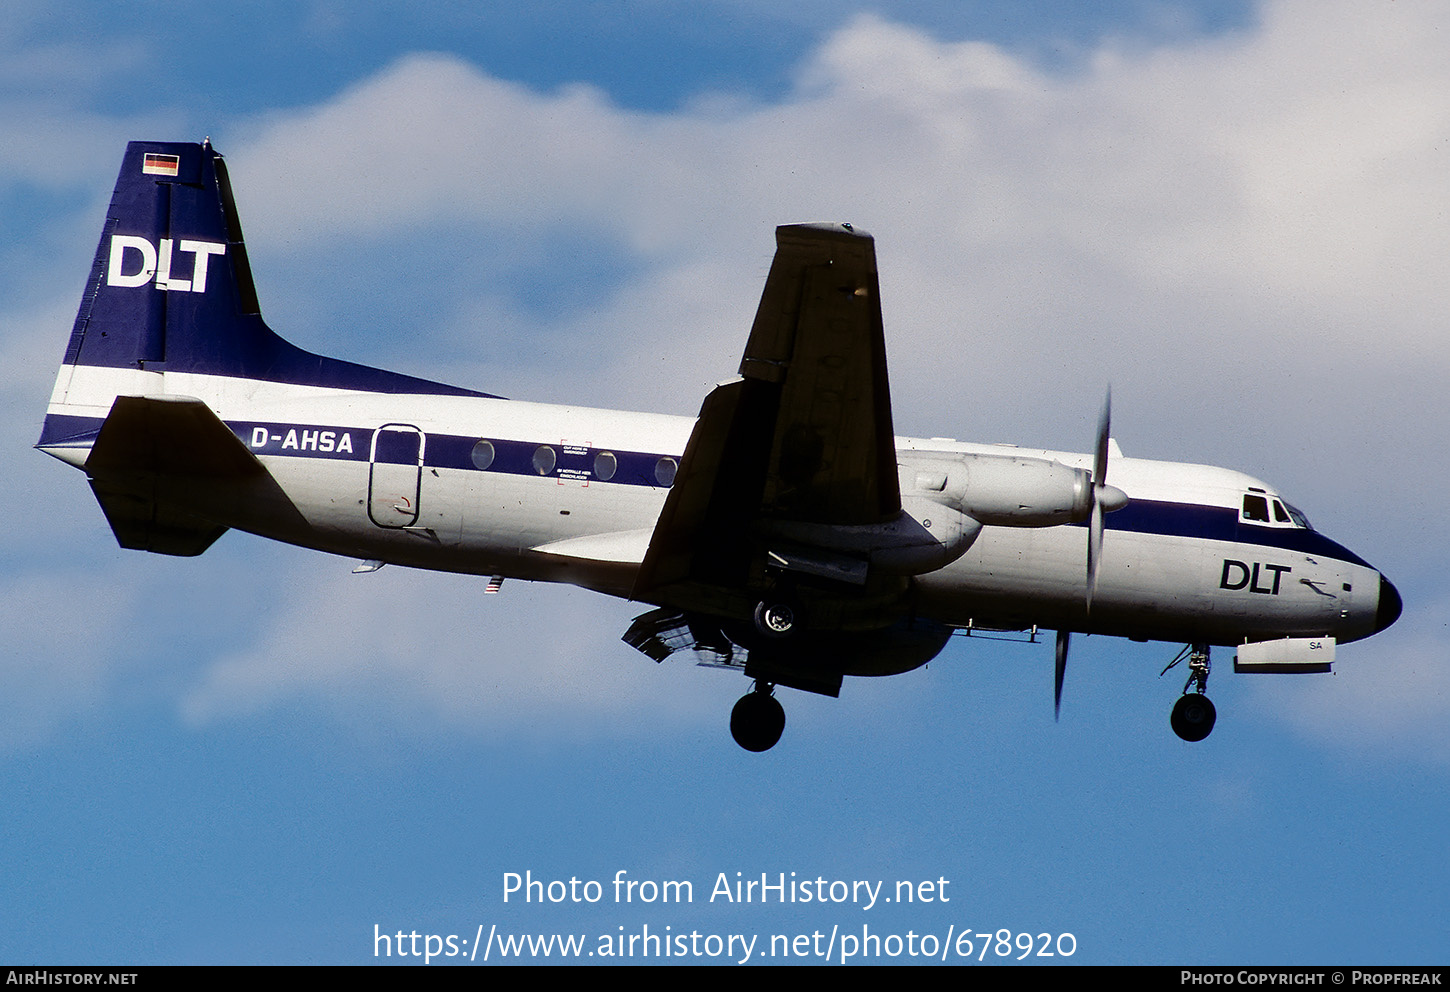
[3,0,1447,965]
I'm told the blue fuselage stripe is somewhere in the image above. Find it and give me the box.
[1082,500,1371,569]
[38,412,1374,570]
[227,419,679,490]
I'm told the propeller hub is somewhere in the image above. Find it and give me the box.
[1097,484,1129,512]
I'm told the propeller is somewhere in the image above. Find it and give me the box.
[1057,389,1129,719]
[1087,388,1111,611]
[1055,629,1069,721]
[1086,388,1129,610]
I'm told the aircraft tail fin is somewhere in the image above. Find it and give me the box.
[40,140,491,456]
[59,142,262,376]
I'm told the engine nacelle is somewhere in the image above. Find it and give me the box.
[900,451,1095,527]
[761,495,982,576]
[758,450,1118,582]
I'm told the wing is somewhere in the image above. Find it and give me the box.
[633,223,901,619]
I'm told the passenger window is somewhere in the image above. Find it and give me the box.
[471,439,495,471]
[1242,494,1270,522]
[593,451,617,482]
[655,457,678,487]
[533,445,557,475]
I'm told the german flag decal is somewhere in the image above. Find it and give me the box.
[142,152,180,176]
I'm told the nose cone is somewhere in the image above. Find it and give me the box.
[1375,574,1403,634]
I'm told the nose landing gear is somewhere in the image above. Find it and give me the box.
[1164,644,1216,742]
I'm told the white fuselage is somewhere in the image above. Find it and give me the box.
[43,362,1388,649]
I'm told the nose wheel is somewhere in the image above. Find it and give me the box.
[730,682,785,752]
[1164,644,1216,742]
[1170,692,1217,742]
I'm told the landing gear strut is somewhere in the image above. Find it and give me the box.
[730,681,785,752]
[1165,644,1216,742]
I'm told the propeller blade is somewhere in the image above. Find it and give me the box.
[1094,387,1112,490]
[1054,629,1069,720]
[1086,387,1111,612]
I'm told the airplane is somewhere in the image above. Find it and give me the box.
[37,140,1402,752]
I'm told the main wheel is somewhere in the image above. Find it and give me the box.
[730,691,786,752]
[1171,693,1217,742]
[753,600,798,639]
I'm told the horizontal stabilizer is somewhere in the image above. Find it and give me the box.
[85,395,264,556]
[88,477,228,556]
[87,395,265,479]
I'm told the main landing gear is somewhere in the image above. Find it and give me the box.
[753,598,797,638]
[731,681,785,752]
[1164,644,1216,742]
[730,596,796,751]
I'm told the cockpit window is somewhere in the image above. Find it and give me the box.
[1282,500,1313,530]
[1241,492,1312,529]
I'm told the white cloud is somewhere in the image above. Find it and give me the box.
[179,560,723,737]
[223,5,1450,450]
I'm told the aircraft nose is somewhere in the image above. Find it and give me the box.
[1375,574,1403,634]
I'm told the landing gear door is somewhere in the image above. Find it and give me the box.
[368,424,424,528]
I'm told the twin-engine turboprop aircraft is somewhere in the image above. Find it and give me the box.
[38,141,1402,751]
